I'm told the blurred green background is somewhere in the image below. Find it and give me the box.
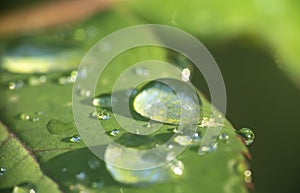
[0,0,299,193]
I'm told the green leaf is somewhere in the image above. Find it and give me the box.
[125,0,300,86]
[0,8,251,193]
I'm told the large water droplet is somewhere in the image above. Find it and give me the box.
[133,78,202,125]
[237,128,255,145]
[46,119,73,134]
[12,183,36,193]
[0,167,6,176]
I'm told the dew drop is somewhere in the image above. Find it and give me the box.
[19,113,31,120]
[172,127,182,134]
[218,133,229,142]
[198,142,218,155]
[8,80,24,90]
[92,98,101,107]
[31,117,39,122]
[244,169,252,183]
[133,78,202,125]
[238,128,255,145]
[168,144,174,150]
[88,158,101,170]
[28,75,47,86]
[78,89,91,97]
[58,71,77,85]
[109,129,120,137]
[97,110,110,120]
[171,160,184,176]
[12,183,36,193]
[58,77,68,85]
[0,167,6,176]
[69,135,81,143]
[192,132,201,142]
[181,68,190,82]
[133,66,150,76]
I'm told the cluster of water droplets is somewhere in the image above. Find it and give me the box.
[8,75,47,90]
[19,111,43,122]
[58,71,78,85]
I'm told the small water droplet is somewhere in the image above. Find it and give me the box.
[174,135,191,146]
[172,127,182,134]
[88,159,101,170]
[238,128,255,145]
[109,129,120,137]
[171,160,184,176]
[192,132,201,142]
[97,110,110,120]
[62,168,67,172]
[69,135,81,143]
[19,113,31,120]
[79,89,91,97]
[198,142,218,155]
[76,171,86,180]
[133,66,150,76]
[92,98,101,107]
[58,77,68,85]
[31,117,39,122]
[12,183,36,193]
[0,167,6,176]
[58,71,77,85]
[218,133,229,142]
[28,75,47,86]
[244,169,252,183]
[168,144,174,149]
[181,68,190,82]
[8,80,24,90]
